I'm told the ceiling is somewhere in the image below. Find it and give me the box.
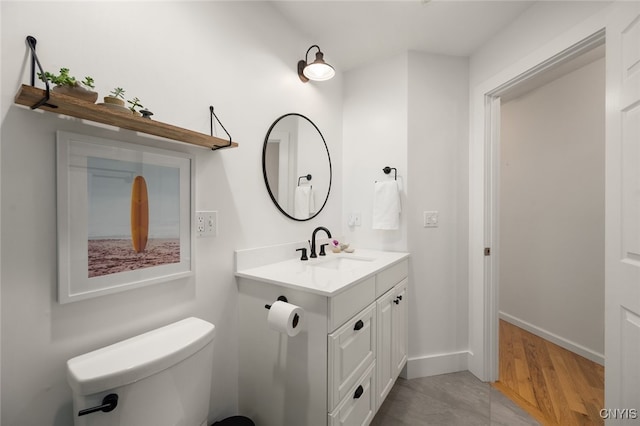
[270,0,536,72]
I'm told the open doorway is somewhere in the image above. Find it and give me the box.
[487,38,606,424]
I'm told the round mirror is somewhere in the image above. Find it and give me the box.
[262,113,332,221]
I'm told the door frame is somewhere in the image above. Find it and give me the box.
[484,30,606,381]
[468,9,611,381]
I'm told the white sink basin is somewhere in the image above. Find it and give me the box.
[312,256,374,271]
[236,245,409,296]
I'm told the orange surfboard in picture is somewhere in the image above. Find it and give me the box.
[130,175,149,253]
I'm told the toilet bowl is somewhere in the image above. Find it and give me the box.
[67,317,215,426]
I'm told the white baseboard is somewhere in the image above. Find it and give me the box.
[499,311,604,366]
[404,350,470,379]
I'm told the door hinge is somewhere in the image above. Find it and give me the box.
[484,247,491,256]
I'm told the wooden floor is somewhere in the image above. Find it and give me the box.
[493,320,604,426]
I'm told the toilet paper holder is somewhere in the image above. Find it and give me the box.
[265,295,288,310]
[265,296,300,330]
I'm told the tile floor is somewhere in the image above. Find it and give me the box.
[371,371,539,426]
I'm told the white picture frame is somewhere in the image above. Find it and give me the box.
[56,131,194,303]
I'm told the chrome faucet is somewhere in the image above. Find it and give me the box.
[310,226,332,258]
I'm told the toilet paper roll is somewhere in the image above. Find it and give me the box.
[267,301,304,337]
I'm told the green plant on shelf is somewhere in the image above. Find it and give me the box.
[38,67,94,89]
[109,87,125,99]
[127,97,143,113]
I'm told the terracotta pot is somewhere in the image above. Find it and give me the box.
[53,84,98,103]
[103,96,125,107]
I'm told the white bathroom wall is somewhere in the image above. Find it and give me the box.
[0,2,342,425]
[342,50,469,378]
[342,53,409,252]
[469,1,611,88]
[499,57,605,362]
[406,51,469,377]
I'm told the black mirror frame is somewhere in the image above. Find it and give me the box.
[262,113,332,221]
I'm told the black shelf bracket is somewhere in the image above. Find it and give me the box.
[209,106,233,150]
[25,36,57,111]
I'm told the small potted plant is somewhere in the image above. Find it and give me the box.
[127,97,143,116]
[38,67,98,103]
[103,87,126,107]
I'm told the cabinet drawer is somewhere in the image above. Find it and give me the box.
[375,260,408,297]
[329,276,375,332]
[328,362,376,426]
[328,303,376,411]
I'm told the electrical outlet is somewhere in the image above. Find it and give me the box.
[353,212,361,226]
[348,211,362,227]
[196,211,217,237]
[423,211,439,228]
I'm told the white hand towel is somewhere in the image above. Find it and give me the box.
[294,186,315,218]
[309,187,316,214]
[372,181,401,230]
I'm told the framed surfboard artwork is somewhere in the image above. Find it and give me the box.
[56,131,194,303]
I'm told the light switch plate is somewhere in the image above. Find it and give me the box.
[423,211,439,228]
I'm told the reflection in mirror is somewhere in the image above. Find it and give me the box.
[262,113,331,221]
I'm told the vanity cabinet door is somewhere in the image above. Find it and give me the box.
[392,279,408,378]
[376,279,408,408]
[328,303,376,411]
[376,286,395,405]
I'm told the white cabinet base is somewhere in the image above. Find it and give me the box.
[237,258,409,426]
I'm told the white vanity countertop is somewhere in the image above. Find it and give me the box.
[235,249,409,297]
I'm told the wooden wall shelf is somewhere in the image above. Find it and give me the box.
[14,84,238,150]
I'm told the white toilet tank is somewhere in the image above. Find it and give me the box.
[67,317,215,426]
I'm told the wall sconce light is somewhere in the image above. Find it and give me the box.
[297,45,335,83]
